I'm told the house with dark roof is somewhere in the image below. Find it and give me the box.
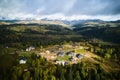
[58,45,63,50]
[57,52,65,57]
[19,56,27,64]
[76,54,83,59]
[64,62,69,65]
[55,60,68,66]
[51,50,57,54]
[69,57,74,62]
[67,52,74,57]
[55,59,60,63]
[72,42,78,47]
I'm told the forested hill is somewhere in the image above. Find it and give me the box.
[73,27,120,44]
[0,20,120,80]
[72,20,120,44]
[0,20,120,44]
[73,20,120,28]
[0,20,72,29]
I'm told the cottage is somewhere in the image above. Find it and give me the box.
[55,60,68,66]
[58,45,63,50]
[72,42,78,47]
[45,50,50,54]
[67,52,74,57]
[19,57,27,64]
[61,61,65,66]
[69,57,74,62]
[61,61,69,66]
[26,48,29,51]
[76,54,83,59]
[55,59,61,64]
[64,62,69,65]
[26,46,35,51]
[57,52,64,57]
[37,54,41,58]
[51,50,57,54]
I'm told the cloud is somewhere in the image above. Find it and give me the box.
[68,0,120,15]
[0,0,26,18]
[0,0,120,20]
[39,13,120,21]
[61,0,77,13]
[5,13,119,21]
[36,7,45,14]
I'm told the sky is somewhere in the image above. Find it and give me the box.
[0,0,120,21]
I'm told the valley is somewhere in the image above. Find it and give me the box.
[0,20,120,80]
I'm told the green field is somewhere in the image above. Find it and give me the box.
[57,54,70,61]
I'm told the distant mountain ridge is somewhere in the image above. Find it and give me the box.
[0,19,120,28]
[0,19,120,44]
[0,19,120,24]
[0,20,71,27]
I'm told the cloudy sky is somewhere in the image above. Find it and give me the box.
[0,0,120,20]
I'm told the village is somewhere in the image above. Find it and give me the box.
[19,42,93,66]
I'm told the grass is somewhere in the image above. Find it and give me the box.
[75,48,85,54]
[19,51,35,56]
[57,55,69,61]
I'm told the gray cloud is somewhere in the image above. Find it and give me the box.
[67,0,120,15]
[0,0,26,17]
[0,0,120,20]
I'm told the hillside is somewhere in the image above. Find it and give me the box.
[73,20,120,28]
[0,20,72,29]
[73,27,120,44]
[0,20,120,80]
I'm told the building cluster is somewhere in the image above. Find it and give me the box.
[54,51,84,65]
[19,44,84,65]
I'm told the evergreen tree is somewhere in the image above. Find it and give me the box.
[23,71,30,80]
[75,71,81,80]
